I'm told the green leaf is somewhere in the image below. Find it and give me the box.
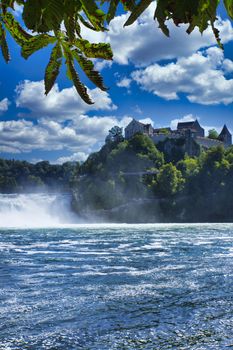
[63,0,82,38]
[72,49,108,91]
[185,0,222,47]
[3,12,32,46]
[154,0,170,37]
[64,15,76,42]
[0,0,227,104]
[23,0,64,33]
[75,39,113,60]
[64,46,94,105]
[107,0,120,24]
[154,0,220,44]
[22,0,45,32]
[211,22,223,49]
[42,0,64,31]
[0,22,10,63]
[224,0,233,19]
[1,0,15,14]
[2,12,57,62]
[45,42,63,95]
[78,14,100,32]
[21,34,56,59]
[79,0,106,31]
[124,0,152,26]
[121,0,136,11]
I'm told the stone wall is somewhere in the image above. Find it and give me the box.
[196,137,224,149]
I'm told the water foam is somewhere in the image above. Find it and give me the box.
[0,193,78,228]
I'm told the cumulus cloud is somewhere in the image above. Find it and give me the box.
[56,152,88,164]
[116,77,132,89]
[132,47,233,105]
[15,80,117,121]
[222,59,233,73]
[81,3,233,66]
[139,118,154,126]
[0,80,134,160]
[0,119,81,153]
[0,98,10,114]
[95,60,113,71]
[0,115,132,157]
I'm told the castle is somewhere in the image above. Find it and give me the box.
[124,119,232,156]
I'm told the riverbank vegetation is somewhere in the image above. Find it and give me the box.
[1,133,233,222]
[0,159,79,192]
[72,134,233,222]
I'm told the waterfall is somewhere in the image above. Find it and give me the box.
[0,193,78,228]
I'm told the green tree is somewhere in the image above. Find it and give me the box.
[27,175,44,187]
[106,134,164,172]
[156,163,184,197]
[0,157,79,192]
[208,129,219,140]
[200,146,225,169]
[177,157,199,179]
[0,0,232,103]
[194,146,228,197]
[0,175,18,193]
[158,128,170,135]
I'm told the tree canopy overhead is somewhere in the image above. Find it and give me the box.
[0,0,232,104]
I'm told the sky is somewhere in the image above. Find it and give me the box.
[0,2,233,164]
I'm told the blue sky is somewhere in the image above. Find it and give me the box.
[0,3,233,163]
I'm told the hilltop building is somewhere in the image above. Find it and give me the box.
[177,120,204,137]
[124,118,232,156]
[125,119,153,140]
[218,125,232,147]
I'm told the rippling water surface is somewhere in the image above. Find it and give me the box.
[1,224,233,349]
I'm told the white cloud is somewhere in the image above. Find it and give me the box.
[0,119,81,153]
[0,80,133,160]
[222,59,233,73]
[117,78,132,89]
[0,115,132,156]
[95,60,113,71]
[0,98,10,114]
[132,47,233,105]
[139,118,154,126]
[81,3,233,67]
[30,158,44,164]
[15,80,117,121]
[56,152,88,164]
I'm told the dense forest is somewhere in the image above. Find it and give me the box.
[72,134,233,222]
[0,159,79,193]
[1,133,233,222]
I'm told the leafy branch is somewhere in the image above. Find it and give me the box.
[0,0,232,104]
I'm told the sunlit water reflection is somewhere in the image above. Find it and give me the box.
[0,224,233,349]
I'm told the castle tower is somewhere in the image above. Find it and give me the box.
[218,125,232,148]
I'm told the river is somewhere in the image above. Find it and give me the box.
[1,222,233,349]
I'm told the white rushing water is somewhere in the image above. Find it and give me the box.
[1,193,232,229]
[1,224,233,349]
[0,193,78,228]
